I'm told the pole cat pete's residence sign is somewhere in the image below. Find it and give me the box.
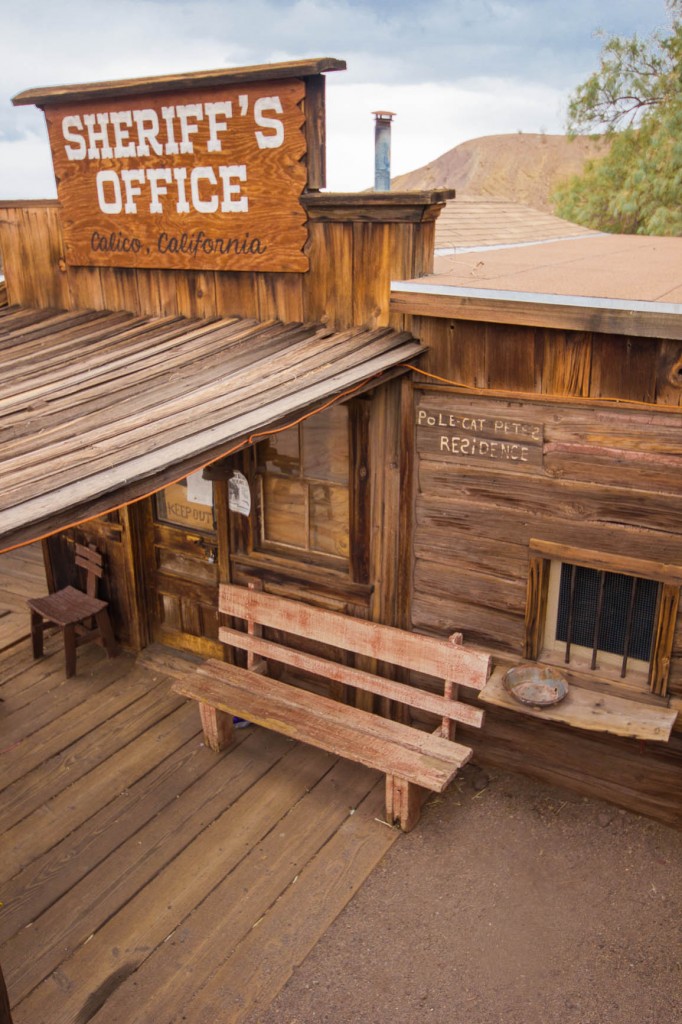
[416,395,544,471]
[44,81,307,272]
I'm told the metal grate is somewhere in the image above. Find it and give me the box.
[555,564,660,677]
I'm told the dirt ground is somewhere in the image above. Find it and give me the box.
[247,765,681,1024]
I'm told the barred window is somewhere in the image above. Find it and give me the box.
[551,563,659,678]
[525,541,681,698]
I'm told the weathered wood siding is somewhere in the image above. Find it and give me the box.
[404,315,682,823]
[409,318,682,687]
[0,197,440,330]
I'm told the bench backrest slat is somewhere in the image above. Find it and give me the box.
[220,583,491,689]
[219,625,485,728]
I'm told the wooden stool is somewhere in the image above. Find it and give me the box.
[27,543,118,678]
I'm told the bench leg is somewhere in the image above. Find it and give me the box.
[386,775,428,833]
[198,703,234,752]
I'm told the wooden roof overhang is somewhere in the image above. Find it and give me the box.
[390,281,682,340]
[391,233,682,341]
[0,305,424,551]
[11,58,346,107]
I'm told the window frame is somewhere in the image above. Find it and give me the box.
[254,403,352,569]
[228,398,371,592]
[524,539,681,698]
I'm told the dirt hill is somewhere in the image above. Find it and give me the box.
[392,133,609,212]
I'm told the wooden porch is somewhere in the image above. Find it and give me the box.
[0,546,397,1024]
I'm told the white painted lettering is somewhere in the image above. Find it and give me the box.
[254,96,284,148]
[205,101,233,152]
[62,115,87,160]
[121,168,145,213]
[161,106,179,155]
[133,108,163,157]
[146,168,173,213]
[190,166,219,213]
[95,170,122,214]
[218,165,248,212]
[176,104,203,154]
[84,112,113,159]
[110,111,136,159]
[173,167,190,213]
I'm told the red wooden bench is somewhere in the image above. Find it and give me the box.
[173,583,491,831]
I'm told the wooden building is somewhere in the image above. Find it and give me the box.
[392,229,682,824]
[1,58,681,827]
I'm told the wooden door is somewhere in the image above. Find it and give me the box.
[142,473,224,657]
[44,508,145,650]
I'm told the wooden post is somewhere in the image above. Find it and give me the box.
[247,581,265,672]
[386,775,428,832]
[198,702,234,752]
[442,632,463,740]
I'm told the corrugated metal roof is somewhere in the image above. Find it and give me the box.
[0,305,423,550]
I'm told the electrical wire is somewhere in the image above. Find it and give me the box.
[2,358,680,556]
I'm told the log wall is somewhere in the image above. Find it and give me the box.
[404,315,682,824]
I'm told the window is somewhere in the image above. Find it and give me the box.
[255,405,351,566]
[547,562,659,679]
[155,472,216,535]
[525,540,681,697]
[227,398,371,596]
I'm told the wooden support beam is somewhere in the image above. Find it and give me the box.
[198,702,234,752]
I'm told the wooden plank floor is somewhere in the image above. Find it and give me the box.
[0,546,397,1024]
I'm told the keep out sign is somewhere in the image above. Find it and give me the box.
[44,79,308,271]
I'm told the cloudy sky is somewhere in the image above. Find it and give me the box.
[0,0,671,196]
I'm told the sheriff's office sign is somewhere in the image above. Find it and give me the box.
[44,79,308,272]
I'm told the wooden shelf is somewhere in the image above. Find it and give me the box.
[479,667,678,743]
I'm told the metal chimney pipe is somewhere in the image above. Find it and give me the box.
[373,110,395,191]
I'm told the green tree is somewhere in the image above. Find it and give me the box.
[554,2,682,235]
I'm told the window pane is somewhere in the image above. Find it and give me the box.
[257,427,300,477]
[301,405,349,483]
[310,483,350,557]
[261,476,307,548]
[253,404,352,569]
[155,478,215,535]
[556,565,658,662]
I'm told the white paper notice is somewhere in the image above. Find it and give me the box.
[228,470,251,515]
[186,470,214,507]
